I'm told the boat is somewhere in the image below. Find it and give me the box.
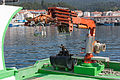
[104,23,114,26]
[0,1,120,80]
[9,17,26,27]
[9,22,25,27]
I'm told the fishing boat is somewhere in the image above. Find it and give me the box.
[104,22,114,26]
[9,22,25,27]
[0,1,120,80]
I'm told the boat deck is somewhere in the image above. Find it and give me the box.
[26,73,99,80]
[25,66,120,80]
[17,59,120,80]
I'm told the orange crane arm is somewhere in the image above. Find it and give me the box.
[72,17,96,29]
[48,7,95,32]
[72,17,96,63]
[26,14,53,25]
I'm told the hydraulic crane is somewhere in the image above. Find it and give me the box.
[25,14,53,26]
[25,7,106,75]
[48,7,106,63]
[26,7,106,63]
[49,8,106,76]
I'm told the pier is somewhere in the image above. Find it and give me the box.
[84,16,120,26]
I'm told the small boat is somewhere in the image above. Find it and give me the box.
[9,22,25,27]
[104,22,114,26]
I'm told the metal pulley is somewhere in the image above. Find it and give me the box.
[94,41,106,54]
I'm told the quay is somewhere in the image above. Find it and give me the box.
[84,16,120,26]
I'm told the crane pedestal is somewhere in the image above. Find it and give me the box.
[74,62,104,76]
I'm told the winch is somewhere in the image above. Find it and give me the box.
[48,7,106,75]
[50,44,74,71]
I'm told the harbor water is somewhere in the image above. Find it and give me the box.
[4,26,120,69]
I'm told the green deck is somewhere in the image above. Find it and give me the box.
[15,58,120,80]
[25,73,100,80]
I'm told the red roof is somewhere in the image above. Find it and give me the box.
[27,10,46,12]
[18,10,46,13]
[91,12,102,14]
[113,11,120,13]
[18,10,26,13]
[85,16,120,18]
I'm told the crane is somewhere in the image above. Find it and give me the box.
[25,14,54,26]
[48,7,106,63]
[26,7,106,63]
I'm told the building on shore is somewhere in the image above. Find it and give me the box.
[10,9,47,27]
[85,16,120,26]
[75,10,83,17]
[91,11,102,17]
[83,11,120,26]
[27,10,47,18]
[83,11,91,17]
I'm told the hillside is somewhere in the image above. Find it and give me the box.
[1,0,120,11]
[19,0,120,11]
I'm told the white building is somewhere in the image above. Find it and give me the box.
[83,12,91,17]
[103,11,113,16]
[91,11,102,17]
[112,11,120,16]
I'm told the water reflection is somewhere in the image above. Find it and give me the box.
[57,26,70,33]
[4,26,120,68]
[96,26,120,61]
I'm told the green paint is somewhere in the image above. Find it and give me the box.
[74,63,104,76]
[15,59,50,80]
[15,58,120,80]
[0,68,17,79]
[26,73,100,80]
[38,69,109,80]
[65,68,69,71]
[104,61,120,71]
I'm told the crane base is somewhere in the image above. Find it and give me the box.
[74,63,104,76]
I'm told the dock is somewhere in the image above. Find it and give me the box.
[84,16,120,25]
